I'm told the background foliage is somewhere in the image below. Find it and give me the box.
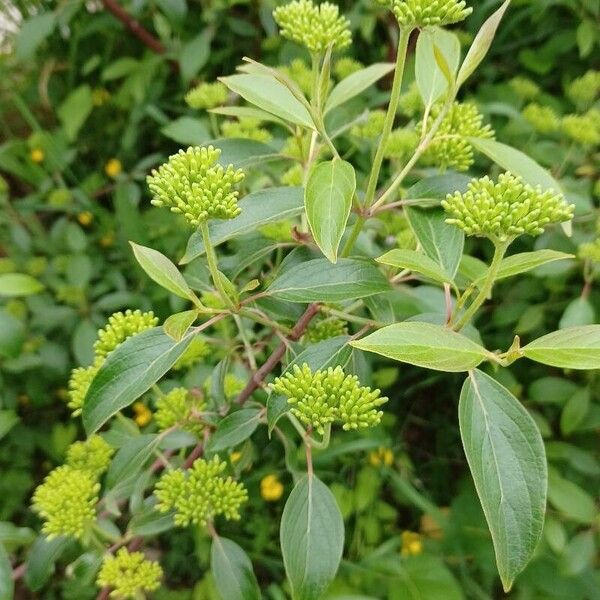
[0,0,599,598]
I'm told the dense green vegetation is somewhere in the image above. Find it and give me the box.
[0,0,599,598]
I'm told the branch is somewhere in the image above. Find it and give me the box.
[101,0,166,55]
[236,302,321,404]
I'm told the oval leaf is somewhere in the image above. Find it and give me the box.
[211,536,261,600]
[522,325,600,370]
[377,249,452,284]
[181,187,304,264]
[267,258,389,302]
[220,74,315,129]
[325,62,394,113]
[351,322,488,372]
[131,242,197,301]
[82,328,194,434]
[24,536,70,591]
[106,435,160,488]
[207,408,262,453]
[0,274,44,297]
[459,369,546,592]
[281,474,344,600]
[305,160,356,263]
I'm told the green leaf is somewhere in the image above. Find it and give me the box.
[267,258,389,302]
[459,369,546,592]
[488,250,575,283]
[416,28,461,106]
[163,310,198,341]
[180,30,212,81]
[181,187,303,263]
[547,468,596,524]
[0,411,19,442]
[210,105,290,129]
[57,85,93,141]
[377,249,452,285]
[82,328,194,434]
[131,242,197,302]
[0,542,12,600]
[0,311,26,359]
[161,117,210,146]
[212,138,279,168]
[0,274,44,297]
[206,409,262,453]
[128,502,174,536]
[522,325,600,370]
[211,536,261,600]
[281,474,344,600]
[305,160,356,263]
[15,13,56,60]
[406,173,471,202]
[220,74,315,129]
[560,389,590,437]
[406,207,464,279]
[351,322,489,372]
[559,297,595,329]
[106,435,161,488]
[468,138,562,194]
[324,63,394,113]
[25,536,70,591]
[456,0,511,88]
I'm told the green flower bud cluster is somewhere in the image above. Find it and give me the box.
[66,435,114,479]
[280,59,314,96]
[398,81,423,118]
[351,110,386,140]
[155,456,248,527]
[334,57,364,80]
[185,82,228,110]
[221,117,273,143]
[566,70,600,110]
[562,112,600,147]
[282,135,313,161]
[67,310,157,415]
[97,548,162,599]
[305,318,348,342]
[223,373,246,398]
[32,466,99,539]
[95,309,158,359]
[384,128,419,161]
[147,146,245,226]
[509,77,540,101]
[442,172,574,241]
[47,188,72,208]
[578,239,600,264]
[273,0,352,54]
[392,0,472,27]
[522,103,560,134]
[172,336,209,370]
[271,364,388,434]
[281,164,304,186]
[420,102,494,171]
[155,387,206,437]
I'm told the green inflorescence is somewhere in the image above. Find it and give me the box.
[221,117,273,143]
[398,81,423,118]
[334,57,364,80]
[185,82,228,110]
[147,146,246,226]
[442,172,574,242]
[96,548,162,599]
[271,364,388,434]
[273,0,352,54]
[154,456,248,527]
[351,110,386,140]
[172,336,210,370]
[281,164,304,186]
[579,239,600,264]
[67,361,101,416]
[94,309,158,359]
[305,318,348,342]
[32,466,99,539]
[420,102,495,172]
[384,128,419,161]
[391,0,472,27]
[280,59,314,96]
[522,103,560,134]
[566,70,600,110]
[155,387,206,437]
[66,435,114,479]
[509,76,540,101]
[561,112,600,147]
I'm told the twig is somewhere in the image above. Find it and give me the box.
[235,303,321,405]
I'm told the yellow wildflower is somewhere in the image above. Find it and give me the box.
[133,402,152,427]
[368,447,394,467]
[401,531,423,556]
[260,474,284,502]
[77,211,94,227]
[30,148,44,163]
[105,158,122,178]
[229,451,242,464]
